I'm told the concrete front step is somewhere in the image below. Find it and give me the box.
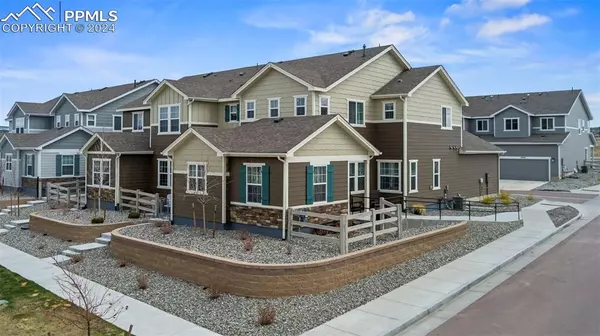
[60,250,80,257]
[69,242,106,253]
[6,204,32,209]
[0,229,8,236]
[1,209,11,214]
[3,224,15,230]
[95,237,111,245]
[27,200,46,205]
[101,232,112,239]
[41,254,71,264]
[0,213,8,216]
[10,219,29,226]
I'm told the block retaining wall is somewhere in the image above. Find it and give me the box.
[30,211,134,242]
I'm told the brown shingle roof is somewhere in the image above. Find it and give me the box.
[65,80,156,110]
[461,131,504,153]
[3,127,90,149]
[373,65,440,96]
[464,90,583,117]
[477,133,569,144]
[14,96,60,115]
[95,132,152,153]
[117,95,150,111]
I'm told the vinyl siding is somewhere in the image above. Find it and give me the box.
[288,161,348,207]
[228,157,283,207]
[120,154,152,191]
[20,150,36,177]
[39,152,86,178]
[0,142,19,187]
[173,174,223,222]
[149,125,189,196]
[561,94,594,175]
[493,108,530,137]
[407,72,463,126]
[29,116,53,132]
[43,130,91,150]
[172,135,221,173]
[295,123,368,156]
[190,101,219,125]
[328,52,406,122]
[498,144,559,178]
[565,94,592,128]
[150,85,187,125]
[465,118,494,135]
[122,110,150,130]
[217,102,240,129]
[53,99,78,128]
[531,116,566,134]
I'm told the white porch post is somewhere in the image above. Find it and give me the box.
[115,154,121,206]
[281,157,289,239]
[364,158,370,210]
[221,155,226,224]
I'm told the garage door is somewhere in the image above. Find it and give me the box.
[500,158,550,181]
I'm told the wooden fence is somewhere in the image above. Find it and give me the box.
[118,188,160,216]
[288,198,402,254]
[46,180,85,209]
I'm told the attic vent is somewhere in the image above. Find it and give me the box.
[538,92,543,95]
[202,72,214,78]
[273,117,284,123]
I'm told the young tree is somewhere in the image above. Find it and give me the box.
[87,139,116,219]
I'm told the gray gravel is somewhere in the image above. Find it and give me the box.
[69,220,523,336]
[536,172,600,191]
[37,208,147,225]
[547,205,580,227]
[419,194,541,217]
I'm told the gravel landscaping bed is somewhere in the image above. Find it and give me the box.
[70,220,522,336]
[547,205,580,227]
[37,208,147,225]
[536,172,600,191]
[419,194,541,218]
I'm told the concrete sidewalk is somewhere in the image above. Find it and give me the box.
[0,244,219,336]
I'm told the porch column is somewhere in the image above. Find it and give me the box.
[221,156,226,224]
[281,157,289,240]
[364,158,370,210]
[115,154,121,206]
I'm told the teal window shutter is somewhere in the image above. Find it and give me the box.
[327,164,334,202]
[306,165,313,205]
[225,105,230,122]
[261,165,270,205]
[74,155,80,176]
[55,155,62,177]
[238,165,246,203]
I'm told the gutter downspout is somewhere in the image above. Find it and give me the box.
[400,95,408,202]
[187,98,193,128]
[277,155,288,240]
[115,153,121,208]
[221,155,226,225]
[364,155,374,210]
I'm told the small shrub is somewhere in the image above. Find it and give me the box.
[257,305,276,326]
[526,194,535,202]
[244,239,253,252]
[70,254,83,264]
[160,223,173,234]
[118,260,127,268]
[481,195,495,204]
[412,204,425,215]
[137,275,149,290]
[501,197,511,206]
[128,211,141,219]
[240,230,249,241]
[91,217,105,224]
[499,190,511,200]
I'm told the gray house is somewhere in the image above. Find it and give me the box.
[464,89,596,181]
[5,98,59,133]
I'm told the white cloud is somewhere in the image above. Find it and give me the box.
[446,0,530,16]
[440,17,451,28]
[477,14,551,38]
[554,7,580,18]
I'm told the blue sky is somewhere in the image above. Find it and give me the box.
[0,0,598,123]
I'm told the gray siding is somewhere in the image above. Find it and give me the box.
[0,142,19,187]
[531,116,566,134]
[561,95,594,175]
[29,116,53,132]
[21,150,36,177]
[465,118,494,135]
[565,94,592,128]
[39,151,86,178]
[499,144,559,178]
[493,108,530,137]
[53,99,78,128]
[44,130,92,150]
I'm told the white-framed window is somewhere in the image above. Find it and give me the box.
[540,117,554,131]
[132,112,144,132]
[313,165,327,203]
[61,155,74,176]
[92,158,111,187]
[5,154,12,172]
[441,106,452,129]
[158,104,180,134]
[294,95,307,116]
[187,162,207,194]
[504,118,519,131]
[349,161,365,193]
[64,114,70,127]
[55,115,61,128]
[476,119,489,132]
[25,154,34,176]
[15,117,24,133]
[157,159,171,188]
[348,100,365,125]
[8,120,13,132]
[113,115,122,131]
[246,164,263,204]
[245,100,256,120]
[268,98,280,118]
[432,159,440,190]
[409,160,418,193]
[319,96,330,115]
[383,101,395,120]
[86,114,96,127]
[578,119,583,135]
[378,160,401,192]
[74,114,80,126]
[228,104,239,122]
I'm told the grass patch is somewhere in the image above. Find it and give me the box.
[0,266,123,336]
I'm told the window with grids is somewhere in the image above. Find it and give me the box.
[229,104,239,121]
[313,165,327,203]
[476,119,489,132]
[5,154,12,171]
[86,114,96,127]
[26,154,33,176]
[159,105,180,133]
[92,159,110,186]
[56,115,61,128]
[432,159,440,190]
[349,162,365,192]
[65,115,70,127]
[504,118,519,131]
[383,102,395,120]
[540,117,554,130]
[133,112,144,131]
[74,114,80,126]
[246,100,255,119]
[62,155,74,176]
[187,163,206,194]
[295,96,307,116]
[157,159,171,188]
[441,106,452,129]
[379,161,400,191]
[15,118,24,133]
[268,99,280,118]
[409,160,418,192]
[348,100,365,125]
[246,165,262,204]
[319,96,330,115]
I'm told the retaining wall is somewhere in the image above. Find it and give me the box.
[30,211,134,242]
[0,197,34,209]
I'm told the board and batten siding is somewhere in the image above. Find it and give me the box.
[295,123,368,156]
[150,86,187,125]
[328,51,406,122]
[407,72,463,126]
[172,136,221,173]
[191,101,219,125]
[39,151,86,178]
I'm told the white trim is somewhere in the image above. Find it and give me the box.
[432,159,440,190]
[4,153,13,172]
[64,114,70,128]
[80,133,116,154]
[406,66,469,106]
[244,163,264,205]
[36,126,94,150]
[232,63,319,98]
[310,164,328,205]
[288,199,349,209]
[132,111,144,132]
[157,103,181,134]
[73,113,80,127]
[557,146,562,179]
[5,102,23,119]
[317,95,330,116]
[287,154,370,164]
[408,159,418,193]
[173,170,229,177]
[189,122,219,126]
[227,103,239,123]
[48,94,78,115]
[476,119,489,132]
[441,105,452,130]
[267,97,281,118]
[539,116,555,131]
[365,119,403,124]
[347,99,366,126]
[24,153,34,177]
[112,114,123,132]
[460,150,506,154]
[86,114,97,127]
[60,154,75,177]
[490,105,532,117]
[348,161,366,193]
[86,185,116,190]
[161,127,223,156]
[382,101,396,120]
[230,201,283,210]
[377,159,402,193]
[55,115,61,128]
[294,95,308,116]
[503,117,520,131]
[245,99,256,120]
[88,80,159,112]
[115,106,151,112]
[157,158,172,189]
[491,142,563,145]
[186,161,207,195]
[90,158,112,188]
[221,156,227,224]
[142,80,188,105]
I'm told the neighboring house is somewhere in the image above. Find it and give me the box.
[0,127,93,194]
[463,89,596,181]
[5,97,59,133]
[0,126,9,133]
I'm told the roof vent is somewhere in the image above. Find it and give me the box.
[397,79,403,83]
[98,87,107,91]
[202,72,214,78]
[273,117,284,123]
[538,92,543,96]
[343,50,355,57]
[238,72,245,76]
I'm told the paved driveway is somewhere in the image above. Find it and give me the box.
[507,190,597,204]
[500,180,547,191]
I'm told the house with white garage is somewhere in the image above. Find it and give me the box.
[463,89,596,181]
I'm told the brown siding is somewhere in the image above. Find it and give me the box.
[288,161,348,207]
[122,110,150,130]
[358,122,403,192]
[332,161,347,202]
[228,157,283,207]
[86,154,116,188]
[173,174,223,223]
[150,125,189,195]
[120,154,152,191]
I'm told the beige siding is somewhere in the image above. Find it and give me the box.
[407,72,463,126]
[241,69,309,120]
[150,86,187,124]
[371,99,404,121]
[327,52,406,122]
[190,101,219,125]
[172,135,221,173]
[217,102,241,129]
[295,123,368,156]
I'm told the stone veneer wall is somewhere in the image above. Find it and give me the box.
[229,202,349,228]
[110,222,467,298]
[29,211,133,242]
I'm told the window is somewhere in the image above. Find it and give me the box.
[476,119,489,132]
[319,96,330,115]
[246,164,263,204]
[25,154,34,176]
[61,155,74,176]
[441,106,452,129]
[349,162,365,193]
[187,163,207,194]
[8,120,13,132]
[92,159,111,187]
[586,120,590,132]
[113,115,122,131]
[64,115,70,127]
[5,154,12,171]
[432,159,440,190]
[245,100,256,120]
[383,102,395,120]
[540,117,554,131]
[578,119,584,135]
[55,115,61,128]
[378,161,400,192]
[313,165,327,203]
[294,96,307,116]
[86,114,96,127]
[132,112,144,132]
[15,118,24,133]
[268,98,280,118]
[228,104,238,122]
[504,118,519,131]
[348,100,365,125]
[409,160,418,193]
[74,114,80,126]
[158,105,180,133]
[157,159,171,188]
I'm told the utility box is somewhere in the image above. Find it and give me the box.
[453,196,465,211]
[581,165,588,173]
